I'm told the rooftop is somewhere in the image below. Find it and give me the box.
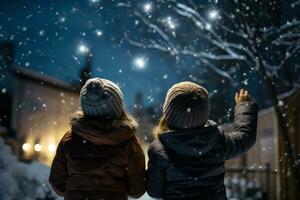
[10,66,80,93]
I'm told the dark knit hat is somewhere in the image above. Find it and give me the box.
[80,78,124,119]
[163,81,210,129]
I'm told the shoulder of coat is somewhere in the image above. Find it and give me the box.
[125,136,144,154]
[148,139,168,160]
[59,131,73,145]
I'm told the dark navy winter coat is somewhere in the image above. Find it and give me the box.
[147,101,258,200]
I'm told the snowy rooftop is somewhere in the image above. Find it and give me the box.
[10,66,79,93]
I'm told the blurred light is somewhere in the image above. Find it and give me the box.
[22,143,30,152]
[208,9,219,20]
[59,16,66,23]
[95,29,103,36]
[34,144,42,152]
[205,23,212,30]
[90,0,100,3]
[78,43,89,54]
[143,2,152,13]
[39,30,45,36]
[165,16,177,29]
[134,57,147,69]
[48,144,56,152]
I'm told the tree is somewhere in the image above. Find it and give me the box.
[115,0,300,188]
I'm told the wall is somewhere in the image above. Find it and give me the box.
[11,78,79,165]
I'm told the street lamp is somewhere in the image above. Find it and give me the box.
[34,144,42,152]
[22,143,30,152]
[48,144,56,152]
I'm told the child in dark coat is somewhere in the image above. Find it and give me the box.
[49,78,146,200]
[147,81,258,200]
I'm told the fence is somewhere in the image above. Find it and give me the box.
[225,163,277,200]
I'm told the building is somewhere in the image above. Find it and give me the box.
[0,41,100,165]
[10,67,80,165]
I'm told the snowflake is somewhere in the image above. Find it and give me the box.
[208,9,219,20]
[95,29,103,36]
[143,2,152,13]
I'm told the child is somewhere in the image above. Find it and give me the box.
[49,78,146,200]
[147,81,258,199]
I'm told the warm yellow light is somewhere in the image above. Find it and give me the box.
[22,143,30,151]
[48,144,56,152]
[34,144,42,152]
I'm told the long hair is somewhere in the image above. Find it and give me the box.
[153,116,169,138]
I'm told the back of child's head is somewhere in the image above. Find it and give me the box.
[162,81,210,130]
[79,78,125,120]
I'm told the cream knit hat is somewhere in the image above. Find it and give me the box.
[80,78,124,119]
[163,81,210,129]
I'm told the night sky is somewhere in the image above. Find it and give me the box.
[0,0,180,108]
[1,0,299,114]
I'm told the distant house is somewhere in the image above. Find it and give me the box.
[9,67,80,165]
[0,41,96,165]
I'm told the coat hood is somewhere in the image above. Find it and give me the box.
[159,120,220,160]
[70,112,137,145]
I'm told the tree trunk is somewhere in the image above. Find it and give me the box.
[258,61,300,190]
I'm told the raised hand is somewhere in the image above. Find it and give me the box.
[235,89,252,104]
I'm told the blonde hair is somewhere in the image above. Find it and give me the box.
[153,116,169,138]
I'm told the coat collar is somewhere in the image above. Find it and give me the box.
[70,112,137,145]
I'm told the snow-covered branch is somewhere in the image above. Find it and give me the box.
[118,1,300,86]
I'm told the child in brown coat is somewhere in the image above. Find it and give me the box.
[49,78,146,200]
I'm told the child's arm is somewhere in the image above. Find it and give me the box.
[48,135,69,196]
[147,139,166,198]
[224,89,259,160]
[125,136,146,198]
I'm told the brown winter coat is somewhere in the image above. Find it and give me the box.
[49,114,146,200]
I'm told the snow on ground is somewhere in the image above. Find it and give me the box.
[129,194,155,200]
[0,138,60,200]
[0,137,155,200]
